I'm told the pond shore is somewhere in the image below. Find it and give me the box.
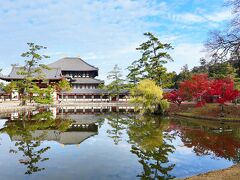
[0,101,133,114]
[168,103,240,122]
[184,164,240,180]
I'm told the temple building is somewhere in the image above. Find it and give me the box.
[0,57,128,102]
[48,57,108,102]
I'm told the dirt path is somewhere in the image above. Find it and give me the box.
[185,164,240,180]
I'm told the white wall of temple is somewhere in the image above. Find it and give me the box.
[72,84,97,89]
[63,71,95,78]
[58,95,129,102]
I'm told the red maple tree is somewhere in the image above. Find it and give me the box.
[164,90,186,106]
[165,74,239,111]
[207,78,239,111]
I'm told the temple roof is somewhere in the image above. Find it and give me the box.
[12,130,97,145]
[48,57,98,71]
[57,114,101,124]
[0,66,63,81]
[71,77,104,84]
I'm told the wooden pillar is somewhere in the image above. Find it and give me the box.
[92,95,94,102]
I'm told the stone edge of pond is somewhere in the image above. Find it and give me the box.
[183,164,240,180]
[0,102,135,115]
[175,113,240,123]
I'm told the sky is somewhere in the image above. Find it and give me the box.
[0,0,232,81]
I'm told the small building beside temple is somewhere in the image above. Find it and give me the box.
[0,57,129,102]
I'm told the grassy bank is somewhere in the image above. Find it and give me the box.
[184,164,240,180]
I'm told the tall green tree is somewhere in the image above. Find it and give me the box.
[208,62,236,79]
[192,58,209,74]
[12,43,52,105]
[103,64,125,101]
[174,64,191,88]
[127,32,174,87]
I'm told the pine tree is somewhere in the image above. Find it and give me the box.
[13,43,52,105]
[127,32,173,87]
[103,64,125,101]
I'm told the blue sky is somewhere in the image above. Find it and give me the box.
[0,0,231,81]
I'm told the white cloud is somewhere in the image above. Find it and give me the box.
[177,13,206,23]
[167,43,205,73]
[206,9,232,22]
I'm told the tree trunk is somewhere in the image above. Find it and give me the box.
[220,104,224,117]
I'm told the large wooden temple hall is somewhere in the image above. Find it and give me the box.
[0,57,128,102]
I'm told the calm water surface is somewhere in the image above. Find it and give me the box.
[0,107,240,180]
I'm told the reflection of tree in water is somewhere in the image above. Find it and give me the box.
[11,131,50,174]
[1,111,72,174]
[128,115,176,180]
[96,115,105,128]
[106,113,129,145]
[174,119,240,163]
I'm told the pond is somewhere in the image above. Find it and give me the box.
[0,107,240,180]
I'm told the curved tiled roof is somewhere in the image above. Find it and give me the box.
[71,77,104,84]
[0,66,62,80]
[48,57,98,71]
[12,130,97,145]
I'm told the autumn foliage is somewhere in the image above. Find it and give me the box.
[165,74,239,108]
[164,90,186,106]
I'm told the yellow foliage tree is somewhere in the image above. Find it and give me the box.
[130,79,169,115]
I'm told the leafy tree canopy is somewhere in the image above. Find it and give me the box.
[130,79,169,115]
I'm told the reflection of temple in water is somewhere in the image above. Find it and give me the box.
[0,109,103,146]
[0,106,134,145]
[3,106,134,119]
[57,106,134,114]
[11,124,98,145]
